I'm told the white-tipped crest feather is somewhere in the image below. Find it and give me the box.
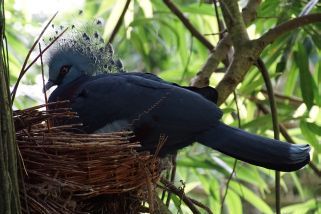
[43,17,125,78]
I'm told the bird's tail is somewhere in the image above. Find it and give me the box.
[198,123,310,171]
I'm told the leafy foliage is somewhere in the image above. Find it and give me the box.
[6,0,321,213]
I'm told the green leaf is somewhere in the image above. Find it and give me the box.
[137,0,153,18]
[177,3,214,16]
[221,107,235,114]
[103,1,129,38]
[242,115,273,131]
[171,195,184,214]
[282,199,321,214]
[194,169,221,212]
[306,122,321,136]
[284,63,298,96]
[294,44,315,109]
[318,61,321,85]
[230,181,273,214]
[290,173,305,200]
[231,164,270,193]
[300,120,321,153]
[225,190,242,214]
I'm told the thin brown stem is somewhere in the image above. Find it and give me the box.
[163,0,214,50]
[257,13,321,48]
[165,153,177,207]
[38,43,48,105]
[212,0,224,39]
[11,27,68,104]
[160,177,201,214]
[221,160,237,213]
[10,12,58,103]
[38,43,50,131]
[260,89,303,106]
[256,58,281,214]
[107,0,131,44]
[221,91,240,213]
[191,0,261,87]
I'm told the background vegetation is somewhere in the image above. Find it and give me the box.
[4,0,321,213]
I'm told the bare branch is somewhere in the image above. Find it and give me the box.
[256,13,321,50]
[216,13,321,105]
[10,12,58,103]
[256,58,281,214]
[160,177,202,214]
[163,0,214,50]
[191,0,261,88]
[108,0,131,44]
[220,0,249,48]
[242,0,261,24]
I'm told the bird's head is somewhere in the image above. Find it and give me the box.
[44,49,94,91]
[44,21,125,92]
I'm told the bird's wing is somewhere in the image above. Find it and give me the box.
[120,72,218,104]
[71,74,222,135]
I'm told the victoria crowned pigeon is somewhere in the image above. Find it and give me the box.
[44,23,310,172]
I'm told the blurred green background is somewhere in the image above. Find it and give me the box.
[6,0,321,213]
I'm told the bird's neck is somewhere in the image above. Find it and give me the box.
[49,75,91,102]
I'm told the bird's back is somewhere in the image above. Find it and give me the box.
[49,73,223,154]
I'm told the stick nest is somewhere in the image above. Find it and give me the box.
[15,102,161,214]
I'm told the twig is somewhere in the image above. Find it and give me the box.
[256,58,281,214]
[203,30,227,36]
[191,0,260,87]
[260,89,303,106]
[144,167,155,213]
[38,43,48,105]
[107,0,131,44]
[10,12,58,103]
[11,28,68,104]
[160,178,214,214]
[161,170,170,201]
[211,0,230,68]
[163,0,214,50]
[38,43,50,131]
[165,153,177,207]
[257,13,321,48]
[154,196,172,214]
[160,177,201,214]
[221,160,237,213]
[212,0,224,38]
[216,13,321,105]
[220,91,239,213]
[188,197,213,214]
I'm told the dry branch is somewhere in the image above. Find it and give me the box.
[108,0,132,44]
[191,0,261,88]
[163,0,214,50]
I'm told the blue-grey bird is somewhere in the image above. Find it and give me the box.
[44,25,310,172]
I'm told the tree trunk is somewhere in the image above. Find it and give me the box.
[0,1,21,213]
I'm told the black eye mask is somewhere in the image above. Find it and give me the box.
[55,65,72,85]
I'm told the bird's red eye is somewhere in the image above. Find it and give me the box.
[60,65,70,75]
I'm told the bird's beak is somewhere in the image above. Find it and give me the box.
[43,80,55,92]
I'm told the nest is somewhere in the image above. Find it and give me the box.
[15,102,161,214]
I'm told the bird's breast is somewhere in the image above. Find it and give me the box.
[94,120,130,133]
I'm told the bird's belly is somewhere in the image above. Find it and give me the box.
[94,120,129,133]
